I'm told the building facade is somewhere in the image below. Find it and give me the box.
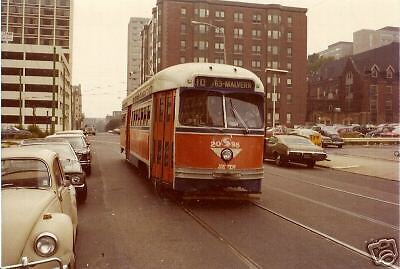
[353,26,400,55]
[141,0,308,126]
[308,42,399,125]
[1,0,73,132]
[319,41,353,60]
[127,17,150,95]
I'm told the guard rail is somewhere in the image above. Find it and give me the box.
[343,137,400,145]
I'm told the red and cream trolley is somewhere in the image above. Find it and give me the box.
[121,63,265,194]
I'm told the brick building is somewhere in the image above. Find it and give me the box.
[307,42,399,125]
[1,0,73,132]
[140,0,308,126]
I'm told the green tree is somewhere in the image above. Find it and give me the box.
[105,118,121,131]
[307,53,334,73]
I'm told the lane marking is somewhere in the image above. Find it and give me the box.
[332,165,360,169]
[267,170,400,206]
[252,202,400,269]
[268,186,399,231]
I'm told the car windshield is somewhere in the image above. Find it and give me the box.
[50,136,86,149]
[21,144,78,161]
[1,159,50,188]
[179,89,263,129]
[281,136,314,145]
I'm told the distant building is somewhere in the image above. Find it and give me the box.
[1,0,73,132]
[140,0,308,126]
[127,17,150,95]
[319,41,353,60]
[353,26,400,54]
[308,42,399,125]
[72,84,83,129]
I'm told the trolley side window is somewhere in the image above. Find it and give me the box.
[179,90,223,127]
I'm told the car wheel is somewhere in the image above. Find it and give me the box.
[337,145,342,148]
[307,160,316,168]
[275,154,287,166]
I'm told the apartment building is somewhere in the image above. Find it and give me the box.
[141,0,308,126]
[127,17,150,95]
[308,42,399,125]
[1,0,73,132]
[353,26,400,54]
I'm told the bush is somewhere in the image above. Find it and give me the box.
[27,125,46,138]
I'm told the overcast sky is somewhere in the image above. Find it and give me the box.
[72,0,400,118]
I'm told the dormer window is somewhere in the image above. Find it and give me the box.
[386,66,394,79]
[371,65,379,78]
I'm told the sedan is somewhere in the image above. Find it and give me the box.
[1,147,77,268]
[47,134,92,176]
[1,127,32,139]
[264,135,327,168]
[20,142,88,202]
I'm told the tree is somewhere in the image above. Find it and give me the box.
[105,118,121,131]
[307,53,334,73]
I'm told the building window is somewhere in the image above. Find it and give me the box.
[181,7,186,16]
[287,63,292,71]
[371,65,379,78]
[287,47,292,57]
[252,29,261,38]
[272,61,279,69]
[180,24,186,34]
[233,44,243,53]
[252,45,261,54]
[272,46,278,55]
[233,28,243,38]
[286,113,292,124]
[215,10,225,18]
[252,14,261,23]
[214,58,224,64]
[195,8,209,18]
[251,60,261,68]
[270,30,280,39]
[268,14,281,24]
[234,12,243,22]
[180,57,185,63]
[386,66,394,78]
[287,78,292,86]
[288,16,293,25]
[233,59,243,67]
[215,42,224,50]
[286,94,292,104]
[287,32,292,42]
[180,40,186,49]
[194,40,208,50]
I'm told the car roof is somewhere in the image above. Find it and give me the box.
[1,147,57,164]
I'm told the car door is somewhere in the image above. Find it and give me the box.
[53,158,78,233]
[264,137,278,158]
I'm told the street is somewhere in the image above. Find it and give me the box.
[76,133,399,269]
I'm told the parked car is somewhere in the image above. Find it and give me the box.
[47,134,92,175]
[20,142,88,202]
[56,130,87,136]
[84,126,96,136]
[367,125,398,137]
[289,128,322,147]
[353,125,377,135]
[336,127,364,138]
[380,126,400,137]
[1,126,32,139]
[1,147,77,268]
[319,129,344,148]
[264,135,327,168]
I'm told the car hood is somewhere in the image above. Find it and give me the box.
[60,159,82,173]
[288,144,324,152]
[1,189,56,265]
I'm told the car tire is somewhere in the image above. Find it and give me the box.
[78,186,88,203]
[275,154,287,166]
[307,160,316,168]
[338,145,343,148]
[86,167,91,176]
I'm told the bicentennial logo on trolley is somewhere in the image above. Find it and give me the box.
[210,137,242,170]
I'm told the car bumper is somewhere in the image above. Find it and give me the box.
[2,257,68,269]
[288,151,327,161]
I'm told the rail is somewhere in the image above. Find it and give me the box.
[343,137,400,145]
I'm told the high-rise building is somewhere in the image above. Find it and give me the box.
[141,0,308,126]
[319,41,353,60]
[353,26,400,54]
[1,0,73,132]
[127,17,149,95]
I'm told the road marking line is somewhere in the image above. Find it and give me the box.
[267,170,400,206]
[268,186,399,231]
[332,165,360,169]
[253,202,400,269]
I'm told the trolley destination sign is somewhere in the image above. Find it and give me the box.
[194,76,255,90]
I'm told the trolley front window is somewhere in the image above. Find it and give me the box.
[179,89,263,129]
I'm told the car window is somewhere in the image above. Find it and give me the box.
[282,136,314,145]
[1,159,50,188]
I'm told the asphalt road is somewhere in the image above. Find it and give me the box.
[76,133,400,269]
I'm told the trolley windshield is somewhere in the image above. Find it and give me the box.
[179,89,264,129]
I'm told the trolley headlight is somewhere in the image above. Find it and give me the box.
[34,232,58,257]
[71,175,81,184]
[221,148,233,162]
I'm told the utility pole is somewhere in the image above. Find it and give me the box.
[265,68,289,129]
[62,66,65,130]
[19,69,22,127]
[51,46,56,134]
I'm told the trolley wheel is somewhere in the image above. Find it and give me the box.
[153,178,166,198]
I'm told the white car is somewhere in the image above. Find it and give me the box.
[1,148,78,269]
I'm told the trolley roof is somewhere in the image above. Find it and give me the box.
[123,63,265,108]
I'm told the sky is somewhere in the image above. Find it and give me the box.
[72,0,400,118]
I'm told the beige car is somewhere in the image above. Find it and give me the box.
[1,148,78,269]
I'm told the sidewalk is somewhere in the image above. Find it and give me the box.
[318,154,399,181]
